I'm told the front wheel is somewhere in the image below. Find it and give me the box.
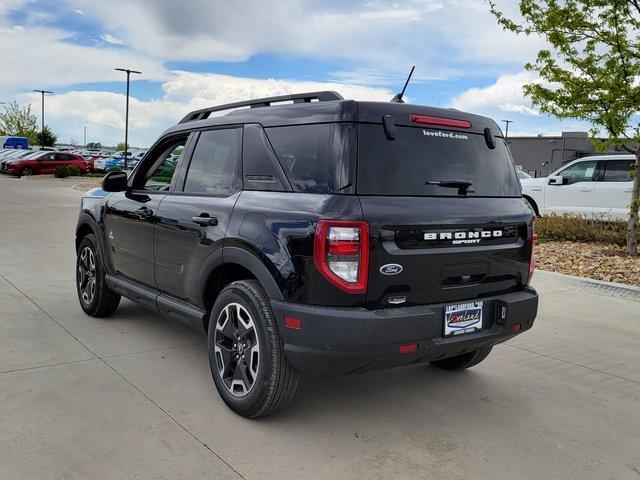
[21,167,33,176]
[208,280,299,418]
[76,234,121,317]
[429,345,493,371]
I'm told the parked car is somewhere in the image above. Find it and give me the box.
[92,155,124,172]
[0,149,35,171]
[520,155,636,219]
[0,136,29,149]
[75,91,538,418]
[0,148,33,160]
[2,151,89,176]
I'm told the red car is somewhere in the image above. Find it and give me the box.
[1,151,90,176]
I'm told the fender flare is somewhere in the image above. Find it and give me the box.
[222,246,284,301]
[76,211,112,272]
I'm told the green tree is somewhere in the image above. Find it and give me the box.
[86,142,102,149]
[36,126,58,147]
[116,142,127,151]
[489,0,640,255]
[0,101,38,144]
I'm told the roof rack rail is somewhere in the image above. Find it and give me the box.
[179,91,344,124]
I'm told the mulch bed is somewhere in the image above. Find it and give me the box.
[536,241,640,287]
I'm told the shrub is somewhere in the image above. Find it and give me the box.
[66,165,81,176]
[535,214,634,246]
[106,167,123,173]
[54,166,69,178]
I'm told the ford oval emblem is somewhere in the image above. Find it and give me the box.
[380,264,403,275]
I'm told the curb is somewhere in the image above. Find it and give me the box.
[534,269,640,303]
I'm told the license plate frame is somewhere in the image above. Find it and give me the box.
[444,301,483,336]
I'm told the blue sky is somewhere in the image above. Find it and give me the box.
[0,0,589,147]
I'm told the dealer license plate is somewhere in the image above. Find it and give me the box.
[444,301,483,336]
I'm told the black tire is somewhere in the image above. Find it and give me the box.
[76,234,121,317]
[429,345,493,371]
[208,280,299,418]
[21,167,33,176]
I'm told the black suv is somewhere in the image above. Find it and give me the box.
[75,91,538,417]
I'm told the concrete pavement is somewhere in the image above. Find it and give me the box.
[1,175,639,480]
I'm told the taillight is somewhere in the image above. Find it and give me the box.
[314,219,369,294]
[410,114,472,129]
[528,230,538,284]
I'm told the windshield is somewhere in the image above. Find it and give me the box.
[357,124,520,197]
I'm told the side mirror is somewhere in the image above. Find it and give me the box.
[548,175,563,185]
[102,171,128,192]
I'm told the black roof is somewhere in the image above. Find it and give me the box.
[163,91,503,137]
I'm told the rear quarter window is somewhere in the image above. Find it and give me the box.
[265,123,355,194]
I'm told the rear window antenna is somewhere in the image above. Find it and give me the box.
[390,66,415,103]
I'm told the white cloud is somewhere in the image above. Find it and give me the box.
[20,72,395,147]
[499,103,540,116]
[100,33,124,45]
[450,71,540,115]
[73,8,85,15]
[0,25,168,94]
[68,0,541,77]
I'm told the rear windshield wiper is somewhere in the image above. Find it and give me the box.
[425,179,474,195]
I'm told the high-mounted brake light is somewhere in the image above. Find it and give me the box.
[410,114,471,129]
[314,220,369,294]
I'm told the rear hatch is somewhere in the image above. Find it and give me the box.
[356,104,533,308]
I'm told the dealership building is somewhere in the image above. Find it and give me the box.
[507,131,625,177]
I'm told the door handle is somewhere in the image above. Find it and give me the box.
[625,188,633,193]
[579,187,592,192]
[135,206,154,218]
[192,214,218,227]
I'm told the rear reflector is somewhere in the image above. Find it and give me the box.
[511,323,522,333]
[399,343,419,354]
[410,114,471,129]
[283,316,302,330]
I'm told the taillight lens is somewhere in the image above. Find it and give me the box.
[528,230,538,284]
[314,220,369,293]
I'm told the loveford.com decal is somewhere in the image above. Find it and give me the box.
[423,129,469,140]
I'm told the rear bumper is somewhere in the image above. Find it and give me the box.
[270,287,538,375]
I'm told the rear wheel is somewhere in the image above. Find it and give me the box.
[208,280,299,418]
[76,234,120,317]
[429,345,493,370]
[21,167,33,176]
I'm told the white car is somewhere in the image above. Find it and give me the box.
[520,155,636,220]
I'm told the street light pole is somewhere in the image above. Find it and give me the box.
[33,90,53,134]
[115,68,141,169]
[83,126,87,148]
[502,119,514,141]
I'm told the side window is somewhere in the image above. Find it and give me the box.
[140,141,186,191]
[559,161,597,185]
[183,128,241,195]
[603,160,635,182]
[265,123,355,194]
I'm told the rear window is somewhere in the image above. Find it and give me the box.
[265,124,355,194]
[357,124,520,197]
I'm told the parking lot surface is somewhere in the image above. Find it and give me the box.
[1,175,639,480]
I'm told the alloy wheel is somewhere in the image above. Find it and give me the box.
[78,246,97,305]
[214,302,260,397]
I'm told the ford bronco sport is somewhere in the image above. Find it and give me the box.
[75,91,538,418]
